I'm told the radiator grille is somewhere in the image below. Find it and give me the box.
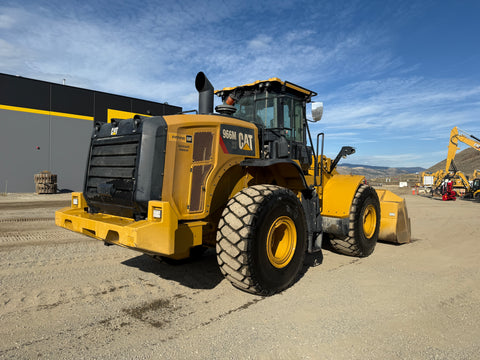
[85,134,141,213]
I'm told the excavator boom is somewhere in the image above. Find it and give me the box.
[446,127,480,173]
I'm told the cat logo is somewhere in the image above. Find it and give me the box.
[239,132,253,151]
[111,127,118,135]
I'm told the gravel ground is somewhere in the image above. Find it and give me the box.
[0,192,479,359]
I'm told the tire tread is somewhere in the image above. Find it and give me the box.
[216,184,305,295]
[330,184,380,257]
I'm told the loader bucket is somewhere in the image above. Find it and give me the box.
[375,189,411,244]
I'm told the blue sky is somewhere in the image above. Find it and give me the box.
[1,0,479,168]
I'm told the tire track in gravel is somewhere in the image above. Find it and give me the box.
[0,213,87,250]
[0,200,69,211]
[1,277,148,315]
[1,229,69,242]
[0,228,92,250]
[0,218,55,233]
[1,282,265,358]
[0,197,270,358]
[0,217,53,223]
[0,239,126,269]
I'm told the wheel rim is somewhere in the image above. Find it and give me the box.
[266,216,297,268]
[363,204,377,239]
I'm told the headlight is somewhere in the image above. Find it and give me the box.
[153,208,162,219]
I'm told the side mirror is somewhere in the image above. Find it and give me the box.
[311,102,323,122]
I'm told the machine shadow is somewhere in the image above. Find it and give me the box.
[122,248,325,292]
[121,249,224,290]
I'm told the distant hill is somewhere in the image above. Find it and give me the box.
[334,147,480,181]
[336,163,425,179]
[427,147,480,174]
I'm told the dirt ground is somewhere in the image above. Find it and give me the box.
[0,191,479,359]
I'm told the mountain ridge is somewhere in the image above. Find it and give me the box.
[335,147,480,180]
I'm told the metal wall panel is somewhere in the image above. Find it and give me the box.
[50,115,92,192]
[0,75,50,111]
[0,109,50,192]
[51,84,94,117]
[0,109,93,192]
[0,73,182,193]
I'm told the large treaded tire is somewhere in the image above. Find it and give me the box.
[216,185,307,296]
[35,183,57,194]
[34,171,57,194]
[329,184,380,257]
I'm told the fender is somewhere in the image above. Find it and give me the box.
[241,158,309,190]
[320,174,365,239]
[241,158,322,252]
[321,174,365,218]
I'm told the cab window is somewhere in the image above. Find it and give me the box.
[234,96,254,122]
[283,97,304,142]
[255,97,276,128]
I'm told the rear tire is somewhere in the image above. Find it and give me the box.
[216,185,307,296]
[329,185,380,257]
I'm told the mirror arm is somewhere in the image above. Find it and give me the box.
[329,146,355,174]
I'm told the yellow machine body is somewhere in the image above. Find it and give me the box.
[310,167,411,244]
[56,192,206,259]
[56,74,411,263]
[56,114,260,259]
[57,148,410,259]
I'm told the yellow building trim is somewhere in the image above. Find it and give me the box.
[107,108,152,123]
[0,104,94,121]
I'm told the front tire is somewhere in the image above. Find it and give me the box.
[216,185,307,296]
[329,184,380,257]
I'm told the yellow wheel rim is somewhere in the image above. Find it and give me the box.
[266,216,297,268]
[363,204,377,239]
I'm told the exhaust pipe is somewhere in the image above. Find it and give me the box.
[195,72,214,114]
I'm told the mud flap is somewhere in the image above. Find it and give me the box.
[376,190,411,244]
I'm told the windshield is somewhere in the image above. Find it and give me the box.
[232,94,304,142]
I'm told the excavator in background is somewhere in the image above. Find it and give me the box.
[444,127,480,199]
[445,127,480,174]
[56,72,411,295]
[423,127,480,200]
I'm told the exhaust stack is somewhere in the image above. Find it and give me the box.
[195,72,214,114]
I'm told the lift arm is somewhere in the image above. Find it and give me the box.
[446,127,480,173]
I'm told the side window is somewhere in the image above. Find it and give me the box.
[234,97,254,123]
[293,100,303,142]
[283,97,293,140]
[282,97,303,142]
[255,98,275,128]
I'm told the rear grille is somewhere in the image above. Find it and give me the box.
[85,134,141,215]
[83,116,167,219]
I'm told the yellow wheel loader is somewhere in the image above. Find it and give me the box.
[56,72,410,295]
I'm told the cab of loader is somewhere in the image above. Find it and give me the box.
[215,79,317,171]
